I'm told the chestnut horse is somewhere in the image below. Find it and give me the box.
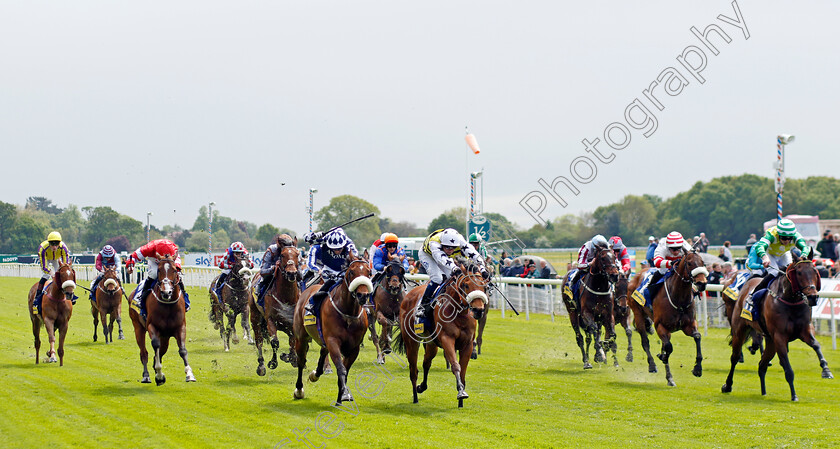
[249,240,299,375]
[127,256,196,385]
[395,267,489,407]
[209,256,256,351]
[561,248,620,369]
[366,260,405,364]
[613,273,634,363]
[28,262,76,365]
[721,271,764,362]
[628,251,708,386]
[722,254,833,401]
[292,256,372,404]
[91,266,124,343]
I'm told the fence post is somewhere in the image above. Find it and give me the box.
[525,283,530,321]
[831,297,836,351]
[548,284,554,322]
[500,281,506,319]
[702,291,708,337]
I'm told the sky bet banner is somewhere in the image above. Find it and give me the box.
[182,252,264,268]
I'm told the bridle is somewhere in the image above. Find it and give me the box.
[583,248,618,296]
[775,260,820,306]
[664,252,708,312]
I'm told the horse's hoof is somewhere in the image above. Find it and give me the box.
[583,362,593,370]
[294,388,305,399]
[656,353,666,363]
[257,365,266,376]
[309,370,320,382]
[649,365,657,373]
[457,390,469,400]
[471,351,477,360]
[383,347,392,355]
[141,376,151,384]
[324,366,333,375]
[416,384,427,394]
[792,395,799,402]
[224,348,229,352]
[118,333,125,340]
[666,379,676,387]
[340,392,353,403]
[268,360,278,370]
[692,366,703,377]
[93,334,97,342]
[822,369,834,379]
[186,375,197,382]
[185,367,196,382]
[625,353,633,363]
[376,357,385,365]
[156,376,166,386]
[48,356,57,363]
[721,384,732,393]
[613,361,620,368]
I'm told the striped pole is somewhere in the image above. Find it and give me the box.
[470,175,476,219]
[309,189,317,232]
[776,137,783,223]
[208,203,214,257]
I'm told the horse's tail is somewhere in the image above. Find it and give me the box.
[391,327,406,355]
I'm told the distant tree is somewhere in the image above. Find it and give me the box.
[5,215,48,253]
[26,196,63,214]
[0,200,17,248]
[185,231,209,252]
[51,204,85,247]
[105,235,131,253]
[256,224,280,247]
[314,195,381,246]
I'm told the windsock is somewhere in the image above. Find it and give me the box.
[465,133,480,155]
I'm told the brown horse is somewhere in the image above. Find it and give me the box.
[721,271,764,361]
[395,268,489,407]
[613,273,634,363]
[127,256,196,385]
[629,251,708,386]
[292,256,372,404]
[249,239,299,375]
[561,248,620,369]
[28,262,76,365]
[209,256,256,351]
[471,304,488,360]
[91,266,124,343]
[722,255,833,401]
[366,260,405,364]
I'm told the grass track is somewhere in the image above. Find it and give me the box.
[0,276,837,449]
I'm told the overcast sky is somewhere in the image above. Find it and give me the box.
[2,1,837,236]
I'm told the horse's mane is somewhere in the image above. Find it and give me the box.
[277,234,295,248]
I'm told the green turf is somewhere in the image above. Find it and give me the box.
[1,276,837,449]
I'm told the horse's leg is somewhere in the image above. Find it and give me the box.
[607,319,619,368]
[591,319,605,364]
[418,342,438,394]
[637,322,657,373]
[368,310,383,365]
[440,336,467,401]
[266,319,279,369]
[44,318,57,363]
[656,325,675,386]
[309,347,329,382]
[228,307,240,345]
[223,309,233,352]
[148,324,165,386]
[570,311,590,369]
[722,320,749,393]
[380,316,392,355]
[325,337,351,405]
[176,325,196,382]
[774,338,797,401]
[757,338,777,397]
[31,316,41,364]
[405,333,421,403]
[241,307,253,344]
[116,302,125,340]
[91,303,99,342]
[57,319,68,366]
[624,323,634,363]
[293,336,309,399]
[684,321,703,377]
[101,307,111,344]
[253,318,267,376]
[800,325,833,379]
[458,341,472,406]
[340,345,361,401]
[134,318,150,383]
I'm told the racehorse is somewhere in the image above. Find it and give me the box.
[209,256,256,351]
[721,272,764,362]
[628,250,708,386]
[471,303,488,360]
[91,266,125,343]
[394,265,489,407]
[292,256,372,405]
[561,248,620,369]
[722,253,833,400]
[249,237,299,375]
[28,261,76,365]
[366,260,405,364]
[613,273,634,363]
[127,256,196,385]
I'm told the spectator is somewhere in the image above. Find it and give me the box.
[538,260,552,279]
[698,233,710,252]
[500,251,509,261]
[708,262,723,298]
[817,230,837,262]
[485,256,496,276]
[646,236,657,266]
[521,261,538,279]
[722,261,734,278]
[508,259,525,277]
[745,233,757,255]
[693,236,701,248]
[718,246,729,262]
[721,241,733,262]
[500,258,512,277]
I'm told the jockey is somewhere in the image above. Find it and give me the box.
[648,231,693,299]
[567,234,610,289]
[32,231,73,314]
[302,228,359,315]
[416,228,489,320]
[369,232,388,265]
[749,219,813,304]
[609,236,632,275]
[255,234,297,307]
[371,233,409,283]
[89,245,122,302]
[468,233,488,259]
[213,241,253,302]
[127,239,190,315]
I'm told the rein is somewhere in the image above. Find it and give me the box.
[775,260,817,306]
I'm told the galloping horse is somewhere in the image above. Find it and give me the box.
[28,262,76,365]
[471,303,488,360]
[249,238,299,375]
[127,256,196,385]
[91,266,124,343]
[366,260,405,364]
[721,272,764,362]
[628,250,708,386]
[395,266,489,407]
[613,273,634,363]
[722,253,833,400]
[561,248,620,369]
[292,256,372,404]
[210,256,256,351]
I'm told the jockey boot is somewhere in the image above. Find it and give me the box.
[32,278,47,314]
[180,280,190,312]
[214,272,228,302]
[569,267,586,288]
[647,270,664,299]
[257,273,274,307]
[752,272,776,294]
[90,275,101,302]
[136,278,155,317]
[416,282,439,320]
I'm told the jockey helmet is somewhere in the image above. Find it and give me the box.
[777,219,797,238]
[101,245,115,258]
[154,240,179,258]
[325,229,348,250]
[468,233,481,243]
[230,241,246,253]
[379,233,388,243]
[592,235,608,249]
[609,236,623,249]
[383,233,399,244]
[47,231,62,243]
[439,228,462,248]
[666,232,685,248]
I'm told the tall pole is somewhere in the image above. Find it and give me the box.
[208,202,215,258]
[470,174,476,220]
[309,189,318,232]
[146,212,153,242]
[775,135,794,223]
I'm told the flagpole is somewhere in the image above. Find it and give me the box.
[465,126,470,236]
